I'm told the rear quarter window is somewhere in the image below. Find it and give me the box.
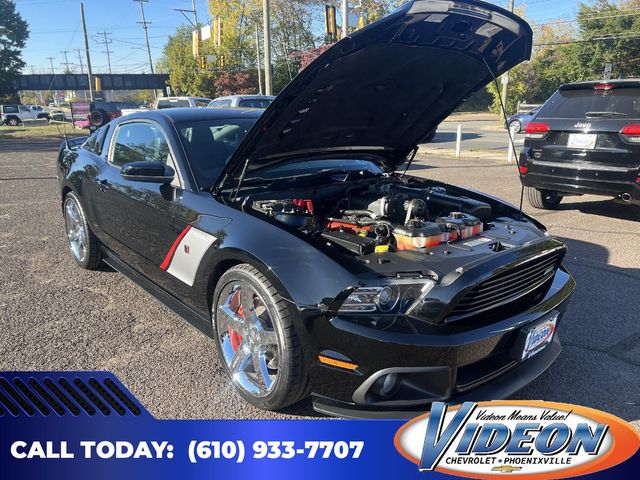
[538,87,640,119]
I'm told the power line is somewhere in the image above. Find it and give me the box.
[534,32,640,46]
[533,9,640,26]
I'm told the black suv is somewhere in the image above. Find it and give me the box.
[519,79,640,209]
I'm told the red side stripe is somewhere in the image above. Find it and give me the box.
[160,225,191,270]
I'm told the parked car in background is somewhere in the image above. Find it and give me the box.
[519,79,640,208]
[208,95,275,109]
[49,109,67,122]
[506,106,541,133]
[87,101,139,127]
[155,96,212,109]
[0,104,45,125]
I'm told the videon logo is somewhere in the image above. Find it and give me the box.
[394,400,640,479]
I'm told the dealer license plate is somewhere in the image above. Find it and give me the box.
[567,133,597,149]
[521,312,559,360]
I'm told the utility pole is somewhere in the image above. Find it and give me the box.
[342,0,348,39]
[191,0,199,28]
[262,0,272,95]
[134,0,156,99]
[501,0,515,113]
[60,50,72,72]
[174,0,198,28]
[47,56,58,106]
[74,48,85,74]
[134,0,155,75]
[94,31,113,74]
[74,47,87,99]
[255,25,263,95]
[134,0,157,99]
[80,2,95,101]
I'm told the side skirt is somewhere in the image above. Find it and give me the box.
[102,249,214,338]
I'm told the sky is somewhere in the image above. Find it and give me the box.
[15,0,595,76]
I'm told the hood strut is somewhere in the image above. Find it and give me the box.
[482,57,525,218]
[232,158,250,200]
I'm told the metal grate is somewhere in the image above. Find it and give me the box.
[446,251,560,323]
[0,373,144,417]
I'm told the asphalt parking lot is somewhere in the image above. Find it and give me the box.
[0,135,638,422]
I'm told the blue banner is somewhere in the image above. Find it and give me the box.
[0,372,637,479]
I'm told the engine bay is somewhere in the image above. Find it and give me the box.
[247,177,510,257]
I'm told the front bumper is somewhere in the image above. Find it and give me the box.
[519,150,640,201]
[304,268,575,418]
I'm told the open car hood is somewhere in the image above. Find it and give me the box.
[219,0,532,186]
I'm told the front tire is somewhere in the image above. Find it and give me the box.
[526,187,562,210]
[63,192,102,269]
[212,264,307,410]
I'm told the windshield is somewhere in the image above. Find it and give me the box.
[538,87,640,119]
[238,98,273,109]
[177,118,256,189]
[158,99,190,109]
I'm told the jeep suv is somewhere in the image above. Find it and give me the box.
[519,79,640,208]
[0,104,46,126]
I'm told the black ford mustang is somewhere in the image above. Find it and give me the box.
[57,0,575,418]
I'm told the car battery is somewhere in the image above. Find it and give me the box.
[436,212,483,241]
[393,221,444,250]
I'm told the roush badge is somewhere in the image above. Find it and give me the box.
[395,400,640,479]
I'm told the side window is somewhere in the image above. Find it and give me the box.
[19,105,30,113]
[111,123,171,167]
[83,125,110,155]
[209,100,221,108]
[219,99,232,107]
[3,105,18,113]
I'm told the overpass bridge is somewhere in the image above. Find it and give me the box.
[17,73,169,91]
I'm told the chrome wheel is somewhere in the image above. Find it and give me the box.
[215,282,280,397]
[64,197,88,263]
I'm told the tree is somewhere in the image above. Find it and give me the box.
[0,0,29,101]
[214,71,257,96]
[157,26,216,97]
[489,0,640,114]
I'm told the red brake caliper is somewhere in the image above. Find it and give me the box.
[227,289,243,351]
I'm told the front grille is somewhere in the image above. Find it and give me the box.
[446,251,560,323]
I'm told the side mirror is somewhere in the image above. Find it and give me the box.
[121,161,175,184]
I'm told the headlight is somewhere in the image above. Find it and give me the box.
[337,280,435,314]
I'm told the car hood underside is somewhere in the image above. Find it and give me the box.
[219,0,533,185]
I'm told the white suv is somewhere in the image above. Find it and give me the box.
[154,97,212,109]
[208,95,275,109]
[0,104,41,126]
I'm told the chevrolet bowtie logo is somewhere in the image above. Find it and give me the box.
[491,465,523,473]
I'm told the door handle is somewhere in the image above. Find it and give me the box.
[98,179,110,192]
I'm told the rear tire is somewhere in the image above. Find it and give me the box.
[212,264,307,411]
[63,192,102,269]
[7,117,19,126]
[526,187,562,210]
[509,120,521,133]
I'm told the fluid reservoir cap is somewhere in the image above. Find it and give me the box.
[450,212,465,219]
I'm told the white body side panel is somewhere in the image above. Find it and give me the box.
[166,228,217,286]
